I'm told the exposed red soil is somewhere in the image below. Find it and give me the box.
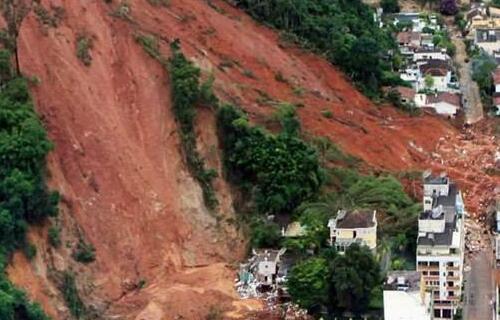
[5,0,498,319]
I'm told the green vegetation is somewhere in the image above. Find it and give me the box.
[72,239,95,264]
[0,48,57,319]
[60,271,86,319]
[76,35,92,66]
[381,0,400,13]
[234,0,400,97]
[147,0,170,7]
[472,52,497,111]
[48,226,61,248]
[287,244,381,315]
[169,41,219,209]
[136,36,219,210]
[217,104,323,214]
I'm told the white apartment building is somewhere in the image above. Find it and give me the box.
[416,173,465,320]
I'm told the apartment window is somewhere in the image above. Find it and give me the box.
[448,291,454,296]
[450,248,457,254]
[447,272,453,277]
[423,271,428,276]
[353,231,357,239]
[425,200,431,204]
[430,271,439,276]
[430,261,439,267]
[434,290,440,297]
[447,262,454,267]
[447,281,454,287]
[442,309,452,318]
[434,309,441,318]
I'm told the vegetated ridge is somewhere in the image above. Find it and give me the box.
[4,0,498,319]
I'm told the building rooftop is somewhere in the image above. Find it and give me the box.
[329,209,376,229]
[417,221,455,246]
[426,92,461,107]
[423,174,449,185]
[385,271,422,291]
[383,283,431,320]
[397,32,422,44]
[419,60,450,76]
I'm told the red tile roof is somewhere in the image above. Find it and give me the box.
[426,92,461,107]
[395,86,416,100]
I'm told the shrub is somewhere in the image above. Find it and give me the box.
[249,217,282,248]
[48,226,61,247]
[24,243,37,260]
[381,0,400,13]
[72,239,95,263]
[76,35,92,66]
[321,110,333,119]
[60,271,86,318]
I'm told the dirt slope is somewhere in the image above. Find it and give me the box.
[5,0,498,319]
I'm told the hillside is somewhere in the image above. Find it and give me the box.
[4,0,498,319]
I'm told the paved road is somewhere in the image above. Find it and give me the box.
[451,33,484,124]
[464,249,495,319]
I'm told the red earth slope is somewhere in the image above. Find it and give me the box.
[5,0,498,319]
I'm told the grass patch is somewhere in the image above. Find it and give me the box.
[76,35,93,66]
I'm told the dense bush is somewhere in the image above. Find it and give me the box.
[234,0,399,97]
[72,239,95,264]
[217,104,323,214]
[287,244,381,314]
[0,49,56,320]
[60,271,86,319]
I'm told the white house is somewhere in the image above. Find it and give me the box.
[414,92,461,117]
[328,209,377,253]
[474,28,500,55]
[417,60,452,92]
[413,48,449,63]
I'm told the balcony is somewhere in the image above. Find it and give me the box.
[446,275,460,281]
[417,265,440,271]
[446,265,460,271]
[446,286,460,291]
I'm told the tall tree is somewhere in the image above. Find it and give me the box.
[440,0,458,15]
[0,0,33,74]
[329,244,381,314]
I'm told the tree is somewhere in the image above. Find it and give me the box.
[287,257,330,310]
[424,74,434,88]
[440,0,458,16]
[381,0,400,13]
[0,0,33,74]
[329,244,381,314]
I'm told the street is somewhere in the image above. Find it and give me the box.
[451,34,484,124]
[463,218,496,320]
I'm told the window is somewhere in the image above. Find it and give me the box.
[423,271,428,276]
[434,309,441,318]
[430,271,439,276]
[447,272,454,277]
[353,231,357,238]
[447,262,454,267]
[425,200,431,204]
[448,291,454,296]
[442,309,452,318]
[430,261,439,267]
[447,281,454,287]
[450,248,457,254]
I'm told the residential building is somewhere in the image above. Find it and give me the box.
[416,173,466,320]
[393,86,416,104]
[253,248,286,286]
[413,48,449,63]
[474,28,500,54]
[414,92,461,117]
[398,31,422,49]
[328,209,377,253]
[417,60,452,92]
[383,271,432,320]
[490,6,500,19]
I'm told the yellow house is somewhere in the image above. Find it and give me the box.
[327,209,377,253]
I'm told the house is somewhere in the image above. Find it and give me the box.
[417,172,466,320]
[400,67,420,85]
[253,248,286,286]
[398,32,422,48]
[394,86,416,104]
[282,221,306,238]
[474,28,500,54]
[383,271,432,320]
[418,60,452,92]
[328,209,377,253]
[490,6,500,19]
[393,12,423,30]
[413,48,449,63]
[421,92,461,117]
